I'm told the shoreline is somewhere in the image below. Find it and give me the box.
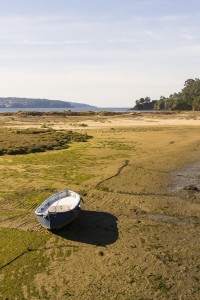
[1,111,200,130]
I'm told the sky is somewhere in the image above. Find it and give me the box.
[0,0,200,107]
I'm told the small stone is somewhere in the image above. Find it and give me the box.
[184,185,199,191]
[125,276,134,284]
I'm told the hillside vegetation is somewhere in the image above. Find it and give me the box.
[0,97,72,108]
[133,78,200,111]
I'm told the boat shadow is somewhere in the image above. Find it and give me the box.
[53,210,118,246]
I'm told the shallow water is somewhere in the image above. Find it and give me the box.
[171,162,200,191]
[144,213,200,224]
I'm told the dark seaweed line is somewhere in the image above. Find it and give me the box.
[0,251,26,270]
[96,160,129,187]
[0,245,79,270]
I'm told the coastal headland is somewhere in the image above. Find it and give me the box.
[0,111,200,299]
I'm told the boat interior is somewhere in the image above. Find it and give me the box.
[37,191,80,215]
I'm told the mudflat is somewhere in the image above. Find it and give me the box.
[0,111,200,299]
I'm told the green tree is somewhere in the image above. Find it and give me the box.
[144,97,151,103]
[192,96,200,110]
[133,79,200,111]
[154,96,165,110]
[154,78,200,111]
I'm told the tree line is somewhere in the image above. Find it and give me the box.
[133,78,200,111]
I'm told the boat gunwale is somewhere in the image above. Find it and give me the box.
[35,189,81,216]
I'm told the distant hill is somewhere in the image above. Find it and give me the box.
[68,101,97,109]
[0,97,97,109]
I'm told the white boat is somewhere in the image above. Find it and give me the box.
[35,190,81,229]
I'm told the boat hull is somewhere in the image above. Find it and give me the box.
[35,190,81,230]
[36,205,81,230]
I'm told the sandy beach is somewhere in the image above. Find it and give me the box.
[2,111,200,130]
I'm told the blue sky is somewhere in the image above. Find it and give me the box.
[0,0,200,107]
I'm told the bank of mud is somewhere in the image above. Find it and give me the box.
[0,115,200,299]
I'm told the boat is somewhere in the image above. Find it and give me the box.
[35,190,82,229]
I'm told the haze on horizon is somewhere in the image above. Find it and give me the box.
[0,0,199,108]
